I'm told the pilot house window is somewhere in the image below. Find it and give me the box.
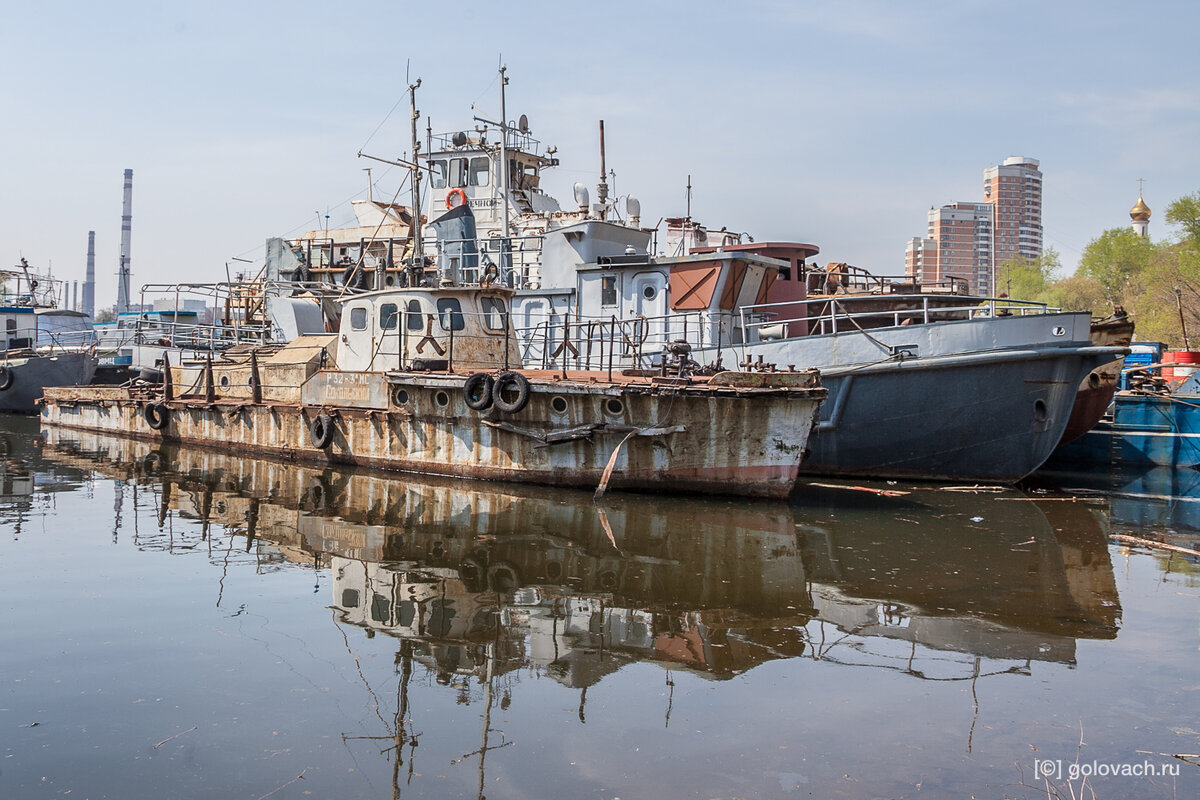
[601,276,618,307]
[379,303,398,330]
[406,300,424,331]
[429,160,447,190]
[469,157,490,187]
[449,158,468,188]
[436,298,465,331]
[481,297,507,331]
[350,307,368,331]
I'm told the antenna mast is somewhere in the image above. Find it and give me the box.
[498,65,511,270]
[409,78,423,269]
[597,120,609,219]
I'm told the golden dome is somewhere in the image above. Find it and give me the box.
[1130,195,1151,221]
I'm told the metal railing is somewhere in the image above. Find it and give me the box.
[738,293,1059,340]
[517,310,723,371]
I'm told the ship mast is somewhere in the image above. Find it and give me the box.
[409,78,423,273]
[597,120,609,220]
[498,65,511,273]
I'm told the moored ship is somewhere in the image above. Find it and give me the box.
[40,276,825,499]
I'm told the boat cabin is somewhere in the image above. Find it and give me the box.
[514,249,791,367]
[336,287,520,372]
[35,309,94,350]
[0,307,37,352]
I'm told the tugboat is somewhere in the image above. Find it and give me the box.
[39,216,825,499]
[0,259,97,413]
[394,69,1127,483]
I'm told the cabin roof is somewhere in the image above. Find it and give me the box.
[690,241,821,261]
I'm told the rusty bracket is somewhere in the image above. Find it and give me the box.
[415,315,446,356]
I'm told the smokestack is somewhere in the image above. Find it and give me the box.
[73,281,79,311]
[117,169,133,313]
[84,231,96,317]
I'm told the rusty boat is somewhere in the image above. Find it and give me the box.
[39,276,825,499]
[1056,308,1137,446]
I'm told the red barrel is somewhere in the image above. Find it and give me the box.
[1163,350,1200,379]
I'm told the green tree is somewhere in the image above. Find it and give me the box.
[1165,191,1200,247]
[1041,275,1109,314]
[996,247,1061,301]
[1076,227,1157,304]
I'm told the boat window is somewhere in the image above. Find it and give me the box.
[508,159,536,189]
[437,297,465,331]
[449,158,469,188]
[406,299,425,331]
[5,319,14,335]
[350,306,368,331]
[601,276,617,307]
[430,160,447,189]
[469,157,490,187]
[481,297,507,331]
[379,303,399,330]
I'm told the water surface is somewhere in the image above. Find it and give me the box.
[2,416,1198,799]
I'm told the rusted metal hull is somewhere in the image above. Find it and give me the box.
[1059,375,1119,446]
[1058,313,1136,446]
[40,369,824,499]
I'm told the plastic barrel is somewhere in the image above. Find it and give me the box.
[1168,350,1200,379]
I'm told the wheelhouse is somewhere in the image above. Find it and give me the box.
[336,288,520,372]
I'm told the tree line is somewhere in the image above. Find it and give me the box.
[995,191,1200,348]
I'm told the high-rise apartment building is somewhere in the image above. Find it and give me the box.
[905,156,1043,296]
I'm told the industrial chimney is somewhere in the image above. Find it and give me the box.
[84,230,96,317]
[117,169,133,313]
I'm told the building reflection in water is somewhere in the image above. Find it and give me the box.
[39,426,1133,794]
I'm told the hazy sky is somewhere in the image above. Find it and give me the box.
[3,1,1198,311]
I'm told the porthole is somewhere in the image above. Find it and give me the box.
[1033,399,1048,423]
[642,285,656,300]
[219,374,230,389]
[605,398,624,416]
[392,387,410,407]
[550,395,568,414]
[434,390,450,408]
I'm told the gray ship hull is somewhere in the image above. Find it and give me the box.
[699,312,1124,482]
[0,352,98,414]
[799,348,1117,482]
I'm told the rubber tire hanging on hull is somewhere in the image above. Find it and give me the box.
[463,372,495,411]
[309,413,335,449]
[144,402,170,430]
[492,372,531,414]
[0,366,12,392]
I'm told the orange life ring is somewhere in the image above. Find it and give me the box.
[446,188,468,209]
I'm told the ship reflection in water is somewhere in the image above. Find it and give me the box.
[20,420,1200,800]
[40,426,1121,686]
[16,419,1200,799]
